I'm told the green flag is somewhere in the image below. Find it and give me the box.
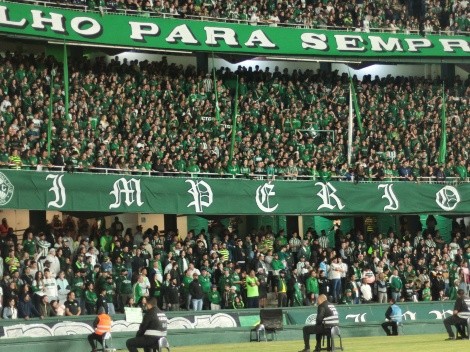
[439,83,447,165]
[47,67,56,156]
[63,43,69,120]
[212,53,220,122]
[230,75,239,162]
[349,76,363,133]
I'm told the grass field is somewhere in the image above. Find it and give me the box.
[118,334,470,352]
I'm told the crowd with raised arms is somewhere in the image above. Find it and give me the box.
[0,52,469,180]
[0,213,469,319]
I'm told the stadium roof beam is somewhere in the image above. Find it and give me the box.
[47,40,193,55]
[269,56,362,64]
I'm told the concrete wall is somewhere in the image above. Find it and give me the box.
[0,209,30,232]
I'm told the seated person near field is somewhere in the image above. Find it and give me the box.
[381,298,402,336]
[126,297,168,352]
[443,289,470,340]
[299,294,339,352]
[87,306,112,352]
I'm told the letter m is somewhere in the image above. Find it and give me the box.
[109,178,144,209]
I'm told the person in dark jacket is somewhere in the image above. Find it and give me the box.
[38,294,52,318]
[126,297,168,352]
[96,287,109,314]
[166,278,180,311]
[18,293,43,320]
[189,273,204,311]
[443,289,470,340]
[298,294,339,352]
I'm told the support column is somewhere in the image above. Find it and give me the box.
[196,52,209,73]
[441,63,455,83]
[320,62,332,73]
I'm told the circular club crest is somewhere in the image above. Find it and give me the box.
[435,185,460,211]
[0,172,14,206]
[305,314,317,325]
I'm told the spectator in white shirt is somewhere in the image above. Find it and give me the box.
[360,278,373,302]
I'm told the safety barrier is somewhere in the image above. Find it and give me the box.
[0,301,455,350]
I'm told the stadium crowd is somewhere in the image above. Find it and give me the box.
[0,52,469,180]
[10,0,470,33]
[0,215,469,319]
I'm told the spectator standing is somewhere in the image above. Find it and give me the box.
[245,269,260,308]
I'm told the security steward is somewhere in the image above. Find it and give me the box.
[381,298,402,336]
[126,297,168,352]
[444,289,470,340]
[299,294,339,352]
[88,306,112,352]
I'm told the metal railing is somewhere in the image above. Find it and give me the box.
[5,0,469,37]
[2,164,467,184]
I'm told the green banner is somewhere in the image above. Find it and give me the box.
[0,2,469,58]
[0,170,469,215]
[287,301,454,325]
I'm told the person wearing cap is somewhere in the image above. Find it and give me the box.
[271,252,284,291]
[208,285,222,310]
[88,306,112,352]
[189,272,204,311]
[126,297,168,352]
[341,289,353,304]
[277,270,288,307]
[71,269,86,312]
[103,275,116,314]
[117,268,132,313]
[230,266,242,293]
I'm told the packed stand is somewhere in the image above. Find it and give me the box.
[0,52,469,180]
[11,0,470,33]
[0,215,469,319]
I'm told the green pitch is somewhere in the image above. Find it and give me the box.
[118,334,469,352]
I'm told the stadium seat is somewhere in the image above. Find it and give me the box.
[99,332,116,352]
[151,336,171,352]
[457,313,470,340]
[321,326,343,352]
[398,322,405,335]
[250,309,283,342]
